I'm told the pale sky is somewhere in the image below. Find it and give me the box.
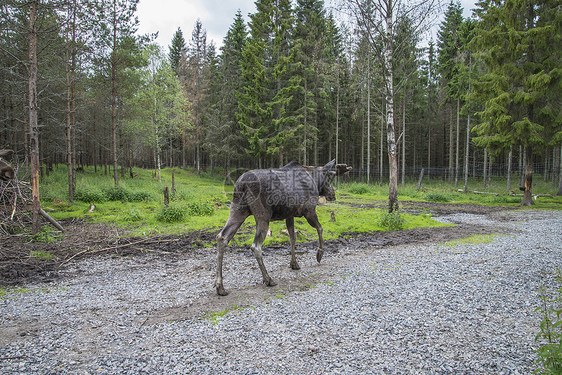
[136,0,477,51]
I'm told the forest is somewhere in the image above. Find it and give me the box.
[1,0,561,209]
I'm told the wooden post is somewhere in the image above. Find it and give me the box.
[172,170,176,194]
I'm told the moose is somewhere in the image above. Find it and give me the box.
[0,149,15,181]
[215,160,352,296]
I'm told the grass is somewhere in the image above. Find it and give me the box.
[441,234,502,248]
[206,305,241,325]
[337,176,562,209]
[37,165,561,245]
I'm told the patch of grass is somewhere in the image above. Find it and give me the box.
[40,164,560,245]
[0,286,31,299]
[31,227,62,243]
[207,305,241,325]
[424,192,453,203]
[122,208,143,222]
[441,234,499,248]
[346,183,370,195]
[30,250,55,260]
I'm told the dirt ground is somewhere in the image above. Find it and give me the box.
[0,201,517,289]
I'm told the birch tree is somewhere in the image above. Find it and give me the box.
[347,0,440,212]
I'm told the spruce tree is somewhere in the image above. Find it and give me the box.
[237,0,300,166]
[471,0,560,205]
[169,27,186,75]
[437,0,464,184]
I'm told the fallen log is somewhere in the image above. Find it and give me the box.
[39,208,63,232]
[457,189,499,196]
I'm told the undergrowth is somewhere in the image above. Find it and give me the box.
[536,270,562,374]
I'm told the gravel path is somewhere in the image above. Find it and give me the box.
[1,209,561,374]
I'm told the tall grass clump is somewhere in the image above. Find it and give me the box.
[74,188,106,203]
[424,192,452,203]
[156,205,187,223]
[186,202,215,216]
[346,183,370,195]
[377,210,405,231]
[536,270,562,374]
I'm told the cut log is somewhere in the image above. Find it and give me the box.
[39,208,63,232]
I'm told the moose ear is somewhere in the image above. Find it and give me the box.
[323,159,336,170]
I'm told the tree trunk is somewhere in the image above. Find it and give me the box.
[367,62,371,185]
[384,7,398,212]
[455,97,460,187]
[463,109,470,193]
[483,149,488,189]
[521,147,534,206]
[463,53,472,193]
[66,42,74,202]
[448,107,453,184]
[28,0,41,234]
[111,0,119,187]
[507,145,513,191]
[401,95,405,186]
[557,145,562,196]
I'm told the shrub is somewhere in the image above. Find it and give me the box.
[128,191,151,202]
[75,188,106,203]
[102,186,130,201]
[347,183,370,195]
[378,211,405,231]
[536,270,562,374]
[424,192,451,203]
[31,227,62,243]
[186,202,214,216]
[156,205,186,223]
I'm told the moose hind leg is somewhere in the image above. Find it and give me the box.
[305,212,324,263]
[251,220,277,287]
[286,217,300,270]
[215,214,248,296]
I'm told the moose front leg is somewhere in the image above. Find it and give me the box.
[215,235,229,296]
[286,217,300,270]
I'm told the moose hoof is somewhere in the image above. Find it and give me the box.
[290,261,301,270]
[264,278,277,287]
[216,285,229,296]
